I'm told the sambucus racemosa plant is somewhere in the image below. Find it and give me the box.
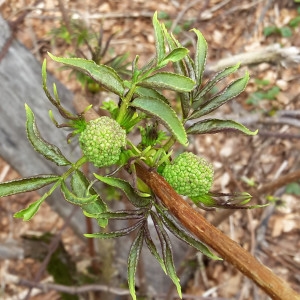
[0,12,260,299]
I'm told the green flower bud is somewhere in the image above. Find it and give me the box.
[79,117,126,167]
[162,152,214,197]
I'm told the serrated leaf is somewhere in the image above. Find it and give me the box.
[84,220,143,239]
[0,175,60,197]
[48,53,125,97]
[25,104,71,166]
[144,227,167,274]
[94,174,151,208]
[131,97,188,146]
[187,119,258,136]
[153,11,166,63]
[84,210,146,220]
[70,171,108,228]
[151,212,182,298]
[139,72,195,93]
[159,47,189,68]
[60,181,98,205]
[14,195,46,221]
[157,207,221,260]
[191,29,207,86]
[128,230,144,300]
[135,86,169,104]
[190,71,250,119]
[192,63,241,108]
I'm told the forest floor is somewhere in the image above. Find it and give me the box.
[1,0,300,299]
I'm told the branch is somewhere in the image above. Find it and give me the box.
[206,44,300,73]
[135,164,300,300]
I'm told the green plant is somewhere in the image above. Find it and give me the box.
[0,12,269,300]
[50,18,130,92]
[246,78,280,106]
[263,7,300,37]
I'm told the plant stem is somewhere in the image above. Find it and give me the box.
[116,85,136,124]
[136,163,300,300]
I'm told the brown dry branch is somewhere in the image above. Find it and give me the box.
[135,163,300,300]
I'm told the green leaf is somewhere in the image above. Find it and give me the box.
[159,47,189,67]
[25,104,71,166]
[128,229,144,300]
[187,119,258,136]
[157,207,221,260]
[144,227,167,274]
[131,97,188,146]
[14,196,45,221]
[139,72,195,93]
[135,86,169,104]
[279,26,293,37]
[151,212,182,298]
[84,209,146,220]
[153,11,166,63]
[48,53,125,97]
[192,63,241,108]
[60,181,98,205]
[190,71,249,119]
[191,29,207,86]
[94,174,151,208]
[0,175,60,197]
[84,220,144,239]
[70,170,108,227]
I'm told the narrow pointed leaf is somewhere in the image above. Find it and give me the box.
[94,174,151,208]
[0,175,60,197]
[192,63,241,108]
[84,210,146,220]
[151,212,182,298]
[48,53,125,96]
[157,207,221,260]
[139,72,195,93]
[152,11,166,63]
[128,230,144,300]
[159,47,189,67]
[71,170,108,212]
[187,119,258,136]
[192,29,207,86]
[84,220,143,239]
[60,181,98,205]
[135,86,169,104]
[25,104,71,166]
[144,227,167,274]
[190,71,250,119]
[14,196,45,221]
[131,97,188,146]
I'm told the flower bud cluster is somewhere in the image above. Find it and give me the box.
[79,117,126,167]
[162,152,214,197]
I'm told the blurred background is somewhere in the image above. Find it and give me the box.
[0,0,300,299]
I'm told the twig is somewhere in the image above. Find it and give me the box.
[17,278,130,296]
[135,163,300,300]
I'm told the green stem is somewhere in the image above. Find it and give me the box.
[163,136,176,152]
[116,85,136,124]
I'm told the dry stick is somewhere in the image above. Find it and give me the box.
[135,163,300,300]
